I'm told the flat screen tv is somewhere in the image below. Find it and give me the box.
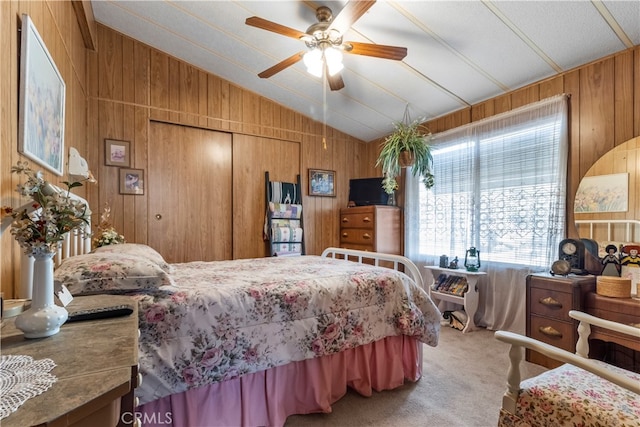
[348,177,389,206]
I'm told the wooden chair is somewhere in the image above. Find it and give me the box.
[495,310,640,426]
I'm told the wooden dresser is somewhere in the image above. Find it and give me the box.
[585,292,640,372]
[339,205,402,254]
[526,273,596,368]
[1,295,139,427]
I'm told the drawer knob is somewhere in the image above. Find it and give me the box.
[342,217,349,223]
[342,232,348,238]
[363,216,371,222]
[539,325,562,338]
[539,296,562,308]
[363,233,371,239]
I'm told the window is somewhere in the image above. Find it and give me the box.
[405,95,568,268]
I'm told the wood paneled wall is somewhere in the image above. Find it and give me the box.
[1,0,638,298]
[86,24,376,265]
[364,47,640,239]
[1,1,89,298]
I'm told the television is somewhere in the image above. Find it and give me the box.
[348,177,389,206]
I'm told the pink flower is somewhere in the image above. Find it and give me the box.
[244,346,258,363]
[323,323,341,341]
[91,262,113,272]
[145,304,165,323]
[171,292,187,303]
[396,315,411,332]
[283,291,298,304]
[311,337,325,354]
[201,348,224,368]
[182,366,201,386]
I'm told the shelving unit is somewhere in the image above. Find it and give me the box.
[424,266,486,333]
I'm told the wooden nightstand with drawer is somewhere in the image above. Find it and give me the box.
[339,206,402,255]
[526,273,596,369]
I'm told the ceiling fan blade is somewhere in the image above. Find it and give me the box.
[245,16,308,40]
[327,72,345,91]
[257,52,305,79]
[328,0,376,35]
[344,41,407,60]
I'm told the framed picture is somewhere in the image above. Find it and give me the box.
[309,169,336,197]
[574,173,628,213]
[105,139,131,167]
[119,168,144,195]
[18,14,66,176]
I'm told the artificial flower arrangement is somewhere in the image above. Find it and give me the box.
[93,204,125,248]
[1,161,89,255]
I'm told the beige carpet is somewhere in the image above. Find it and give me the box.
[285,325,547,427]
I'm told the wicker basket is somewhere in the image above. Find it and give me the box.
[596,276,631,298]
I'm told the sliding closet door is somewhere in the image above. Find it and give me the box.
[148,121,232,263]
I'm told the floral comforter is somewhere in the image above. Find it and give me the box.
[132,255,441,405]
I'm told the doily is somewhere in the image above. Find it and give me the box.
[0,355,57,420]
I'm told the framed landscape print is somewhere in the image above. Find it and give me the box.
[119,168,145,195]
[105,139,131,167]
[309,169,336,197]
[18,14,66,176]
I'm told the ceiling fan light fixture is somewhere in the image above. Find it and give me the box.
[303,49,323,77]
[325,47,343,76]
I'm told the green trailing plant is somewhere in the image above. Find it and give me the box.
[375,114,435,194]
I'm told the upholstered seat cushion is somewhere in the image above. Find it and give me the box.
[498,362,640,427]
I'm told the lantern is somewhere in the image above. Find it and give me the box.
[464,247,481,272]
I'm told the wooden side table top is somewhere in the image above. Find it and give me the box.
[1,295,138,427]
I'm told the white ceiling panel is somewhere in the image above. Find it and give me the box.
[92,0,639,142]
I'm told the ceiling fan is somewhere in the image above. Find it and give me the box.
[245,0,407,91]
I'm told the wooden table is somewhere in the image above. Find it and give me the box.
[1,295,138,427]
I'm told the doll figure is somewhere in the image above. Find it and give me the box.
[620,246,640,267]
[600,244,620,276]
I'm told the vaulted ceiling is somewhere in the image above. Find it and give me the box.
[91,1,640,142]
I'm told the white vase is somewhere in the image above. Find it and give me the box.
[15,250,68,338]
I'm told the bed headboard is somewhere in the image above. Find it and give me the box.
[321,247,424,290]
[1,187,92,299]
[575,219,640,257]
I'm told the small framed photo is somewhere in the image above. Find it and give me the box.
[105,139,131,167]
[119,168,144,195]
[309,169,336,197]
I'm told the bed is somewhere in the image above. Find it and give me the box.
[47,243,441,427]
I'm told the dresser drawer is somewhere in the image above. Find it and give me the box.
[529,286,573,321]
[340,212,374,229]
[340,228,375,245]
[529,314,575,352]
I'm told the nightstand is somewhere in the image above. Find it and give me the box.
[526,273,596,368]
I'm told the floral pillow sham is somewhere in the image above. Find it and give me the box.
[93,243,173,273]
[54,252,174,296]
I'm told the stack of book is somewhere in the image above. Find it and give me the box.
[432,274,469,296]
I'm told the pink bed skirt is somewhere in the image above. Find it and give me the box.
[137,335,422,427]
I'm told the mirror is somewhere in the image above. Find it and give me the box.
[575,135,639,244]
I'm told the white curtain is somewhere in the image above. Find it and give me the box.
[405,94,569,333]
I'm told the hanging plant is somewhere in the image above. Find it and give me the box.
[375,108,435,194]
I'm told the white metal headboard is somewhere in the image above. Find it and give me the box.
[1,187,92,299]
[575,219,640,242]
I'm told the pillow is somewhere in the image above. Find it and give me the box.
[54,252,174,296]
[94,243,173,273]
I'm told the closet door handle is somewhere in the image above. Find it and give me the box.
[539,296,562,308]
[363,216,371,222]
[539,326,562,338]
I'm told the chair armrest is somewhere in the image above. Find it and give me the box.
[495,331,640,395]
